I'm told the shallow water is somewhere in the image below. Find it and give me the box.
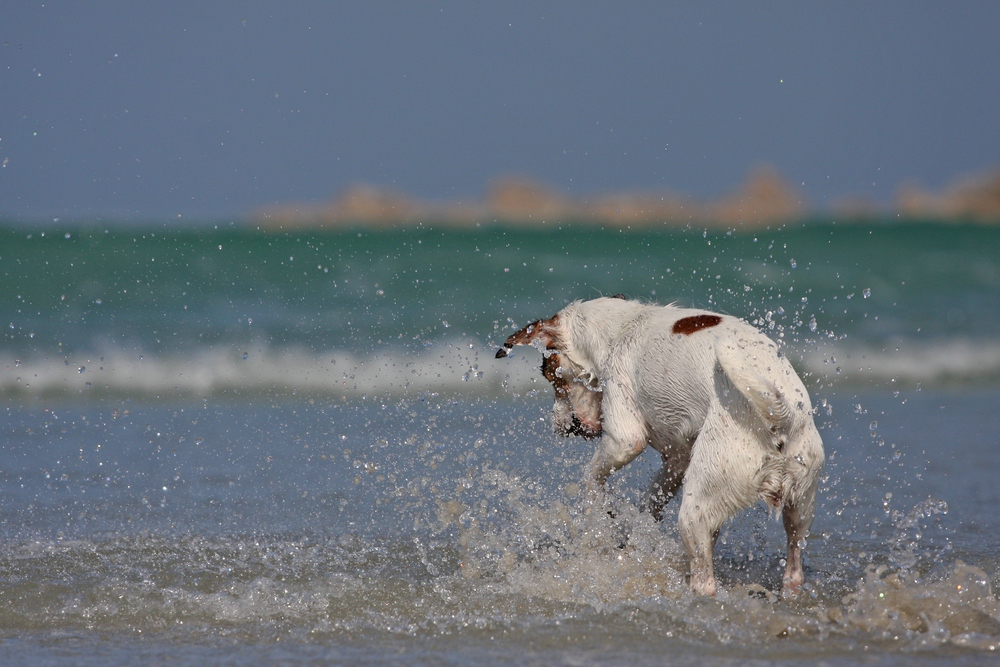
[1,221,999,664]
[0,387,998,665]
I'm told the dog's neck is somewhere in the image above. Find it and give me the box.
[560,299,645,376]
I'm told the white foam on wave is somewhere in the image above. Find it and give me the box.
[798,337,1000,387]
[3,335,998,400]
[0,339,544,400]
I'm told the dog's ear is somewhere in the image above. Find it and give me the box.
[495,315,561,358]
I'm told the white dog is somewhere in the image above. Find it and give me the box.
[496,296,824,597]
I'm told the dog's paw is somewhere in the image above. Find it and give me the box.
[780,581,803,600]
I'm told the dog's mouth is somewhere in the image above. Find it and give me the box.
[558,415,602,440]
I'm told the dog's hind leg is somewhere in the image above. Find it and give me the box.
[781,503,808,595]
[678,497,720,597]
[676,411,762,596]
[780,428,823,597]
[677,452,728,596]
[780,476,820,596]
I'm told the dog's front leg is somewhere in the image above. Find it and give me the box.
[585,433,648,491]
[642,453,688,522]
[582,434,647,518]
[585,378,648,490]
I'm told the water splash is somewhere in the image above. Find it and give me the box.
[889,497,950,571]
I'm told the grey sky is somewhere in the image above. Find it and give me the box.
[2,2,999,221]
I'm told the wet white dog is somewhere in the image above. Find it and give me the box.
[496,296,825,597]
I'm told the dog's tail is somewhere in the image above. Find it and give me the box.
[716,342,793,438]
[716,342,796,510]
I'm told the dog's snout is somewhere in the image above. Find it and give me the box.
[495,346,511,359]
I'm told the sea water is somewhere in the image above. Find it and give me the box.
[0,221,998,664]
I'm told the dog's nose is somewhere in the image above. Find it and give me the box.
[495,347,510,358]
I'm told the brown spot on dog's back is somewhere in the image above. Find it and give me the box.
[672,314,723,336]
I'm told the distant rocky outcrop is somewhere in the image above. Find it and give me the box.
[896,170,1000,222]
[253,165,1000,229]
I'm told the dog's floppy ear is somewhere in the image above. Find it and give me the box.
[495,315,561,358]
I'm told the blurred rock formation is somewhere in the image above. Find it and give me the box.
[254,165,1000,229]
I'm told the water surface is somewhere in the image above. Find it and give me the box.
[1,221,998,664]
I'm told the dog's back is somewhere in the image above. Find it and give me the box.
[613,304,823,504]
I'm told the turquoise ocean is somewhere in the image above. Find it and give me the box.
[1,220,999,665]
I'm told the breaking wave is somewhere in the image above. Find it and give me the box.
[797,337,1000,387]
[3,335,998,401]
[0,340,536,400]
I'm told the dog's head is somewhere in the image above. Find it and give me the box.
[495,313,603,439]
